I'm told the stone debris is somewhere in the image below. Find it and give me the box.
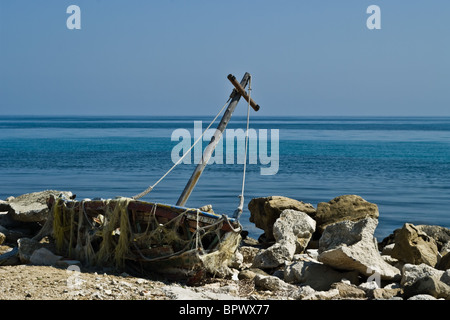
[248,196,316,241]
[318,218,401,280]
[4,190,74,223]
[0,191,449,300]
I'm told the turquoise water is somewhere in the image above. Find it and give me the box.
[1,116,450,240]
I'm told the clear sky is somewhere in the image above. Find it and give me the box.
[0,0,449,117]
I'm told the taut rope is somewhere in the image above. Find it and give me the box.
[132,96,231,200]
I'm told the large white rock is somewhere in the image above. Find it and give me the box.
[318,218,401,280]
[7,190,73,223]
[401,263,450,286]
[252,209,316,269]
[248,196,316,240]
[273,209,316,253]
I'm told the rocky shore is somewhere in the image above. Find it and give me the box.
[1,191,450,300]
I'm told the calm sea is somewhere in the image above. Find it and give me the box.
[1,116,449,240]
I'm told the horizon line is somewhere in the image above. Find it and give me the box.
[2,114,450,118]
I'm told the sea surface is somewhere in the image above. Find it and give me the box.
[1,115,450,240]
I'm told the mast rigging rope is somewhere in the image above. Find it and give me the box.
[131,96,231,200]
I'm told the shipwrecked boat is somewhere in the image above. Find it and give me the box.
[40,73,260,276]
[45,195,242,276]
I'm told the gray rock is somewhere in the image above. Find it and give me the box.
[252,239,296,269]
[273,209,316,254]
[315,195,379,234]
[29,247,62,266]
[252,209,316,269]
[318,218,401,280]
[391,223,439,267]
[7,190,73,223]
[284,260,359,291]
[401,263,449,287]
[17,237,57,264]
[403,275,450,300]
[400,263,450,299]
[248,196,316,241]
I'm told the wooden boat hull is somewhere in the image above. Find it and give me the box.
[46,195,242,275]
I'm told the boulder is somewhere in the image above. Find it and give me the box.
[252,209,316,269]
[252,240,296,269]
[315,195,379,233]
[6,190,73,223]
[284,260,360,291]
[318,218,401,280]
[29,247,62,266]
[273,209,316,253]
[400,263,446,287]
[400,263,450,299]
[248,196,316,241]
[416,225,450,254]
[391,223,439,267]
[403,275,450,300]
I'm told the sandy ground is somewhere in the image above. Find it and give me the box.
[0,263,259,300]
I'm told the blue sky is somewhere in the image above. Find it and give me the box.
[1,0,449,117]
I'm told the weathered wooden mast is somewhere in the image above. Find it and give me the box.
[176,73,259,207]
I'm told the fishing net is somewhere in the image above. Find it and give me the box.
[47,195,241,275]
